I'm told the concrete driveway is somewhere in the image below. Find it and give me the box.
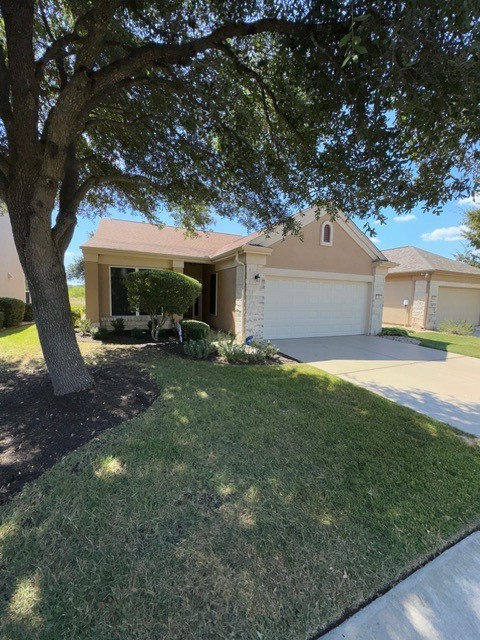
[275,336,480,435]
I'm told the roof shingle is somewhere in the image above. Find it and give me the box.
[383,246,480,276]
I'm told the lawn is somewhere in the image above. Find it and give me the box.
[409,330,480,359]
[68,284,85,307]
[1,334,480,639]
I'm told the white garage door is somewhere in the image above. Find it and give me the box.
[264,276,370,339]
[436,287,480,326]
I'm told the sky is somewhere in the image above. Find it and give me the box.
[65,195,477,278]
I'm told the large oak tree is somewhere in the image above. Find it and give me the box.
[0,1,479,394]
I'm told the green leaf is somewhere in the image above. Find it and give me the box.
[354,45,368,54]
[339,32,352,48]
[353,14,371,22]
[341,54,352,67]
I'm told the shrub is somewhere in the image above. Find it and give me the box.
[0,297,26,327]
[125,269,201,340]
[217,339,278,364]
[379,327,409,337]
[23,302,34,322]
[71,306,83,327]
[180,320,210,342]
[78,318,92,336]
[111,317,125,334]
[437,320,474,336]
[91,326,110,341]
[0,311,4,329]
[183,338,213,360]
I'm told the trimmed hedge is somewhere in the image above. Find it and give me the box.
[0,311,4,329]
[23,302,34,322]
[379,327,409,337]
[0,297,26,327]
[180,320,210,342]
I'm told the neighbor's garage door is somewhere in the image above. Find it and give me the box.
[436,287,480,326]
[264,276,370,339]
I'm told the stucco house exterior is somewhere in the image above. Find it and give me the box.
[382,246,480,329]
[82,208,393,340]
[0,213,27,302]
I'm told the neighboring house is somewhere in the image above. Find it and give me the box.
[382,246,480,329]
[0,213,27,302]
[82,208,392,340]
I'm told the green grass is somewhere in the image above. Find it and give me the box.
[409,331,480,358]
[68,284,85,308]
[1,350,480,639]
[0,325,104,370]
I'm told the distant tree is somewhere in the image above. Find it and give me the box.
[125,270,201,340]
[455,208,480,268]
[0,2,479,393]
[66,255,84,283]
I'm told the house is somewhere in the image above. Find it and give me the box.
[82,208,393,340]
[382,246,480,329]
[0,213,27,302]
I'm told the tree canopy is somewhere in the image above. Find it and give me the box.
[456,207,480,268]
[1,0,479,394]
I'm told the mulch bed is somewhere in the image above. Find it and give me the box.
[0,361,159,505]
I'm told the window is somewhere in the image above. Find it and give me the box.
[209,273,217,315]
[321,221,333,246]
[110,267,135,315]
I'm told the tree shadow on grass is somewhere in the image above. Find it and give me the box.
[1,358,480,639]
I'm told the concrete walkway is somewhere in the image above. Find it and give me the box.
[275,336,480,435]
[323,532,480,640]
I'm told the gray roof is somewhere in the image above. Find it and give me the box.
[383,246,480,276]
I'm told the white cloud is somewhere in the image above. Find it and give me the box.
[458,194,479,206]
[370,236,381,244]
[64,251,80,258]
[392,214,416,223]
[421,225,467,242]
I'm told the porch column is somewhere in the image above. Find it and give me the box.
[243,252,268,340]
[84,253,100,324]
[369,263,388,335]
[425,280,439,329]
[411,276,429,329]
[172,260,184,273]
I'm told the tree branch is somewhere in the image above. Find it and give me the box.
[90,18,317,99]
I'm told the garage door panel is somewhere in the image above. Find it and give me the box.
[264,276,370,339]
[436,287,480,326]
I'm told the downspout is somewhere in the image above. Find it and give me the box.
[234,251,247,341]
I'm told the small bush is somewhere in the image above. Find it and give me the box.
[379,327,409,337]
[147,319,158,332]
[181,320,210,342]
[23,303,34,322]
[91,326,110,341]
[183,338,213,360]
[71,306,83,327]
[0,311,4,329]
[0,297,26,327]
[111,317,125,334]
[437,320,474,336]
[78,318,92,336]
[130,328,144,339]
[217,339,278,364]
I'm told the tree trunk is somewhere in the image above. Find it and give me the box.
[26,252,94,396]
[10,201,93,396]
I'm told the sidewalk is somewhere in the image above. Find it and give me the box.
[323,532,480,640]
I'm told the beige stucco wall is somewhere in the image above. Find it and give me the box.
[84,251,173,323]
[383,276,415,326]
[431,273,480,286]
[0,214,25,301]
[266,219,373,275]
[202,264,237,333]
